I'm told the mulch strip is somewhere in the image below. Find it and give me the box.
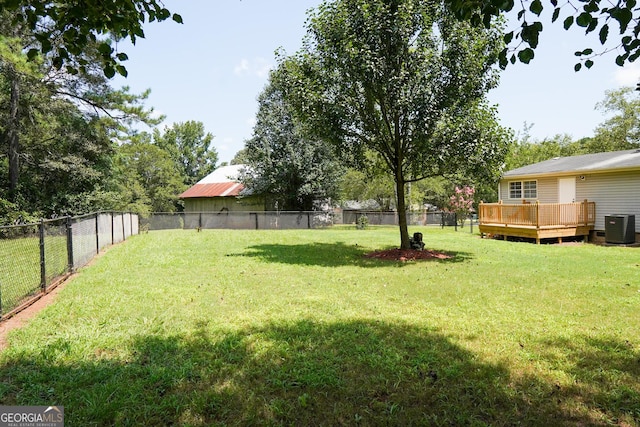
[363,248,452,261]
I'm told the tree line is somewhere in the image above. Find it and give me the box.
[0,11,217,224]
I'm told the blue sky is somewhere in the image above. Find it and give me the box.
[113,0,640,163]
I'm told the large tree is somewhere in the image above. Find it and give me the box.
[282,0,511,248]
[0,20,163,216]
[153,121,218,186]
[114,133,186,214]
[240,70,344,211]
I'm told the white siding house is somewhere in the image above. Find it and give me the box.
[498,149,640,241]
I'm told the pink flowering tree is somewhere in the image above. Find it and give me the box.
[447,186,475,227]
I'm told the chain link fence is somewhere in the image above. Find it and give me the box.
[0,212,138,319]
[142,210,461,231]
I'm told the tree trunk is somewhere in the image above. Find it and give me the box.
[6,66,20,199]
[395,173,410,249]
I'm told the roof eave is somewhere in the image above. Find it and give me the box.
[502,165,640,180]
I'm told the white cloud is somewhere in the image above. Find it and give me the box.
[233,57,272,78]
[613,63,640,86]
[234,59,250,75]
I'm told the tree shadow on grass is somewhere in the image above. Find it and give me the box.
[1,319,635,425]
[229,242,473,267]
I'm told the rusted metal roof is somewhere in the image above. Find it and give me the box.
[179,182,245,199]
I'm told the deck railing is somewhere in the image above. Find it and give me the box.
[479,200,596,228]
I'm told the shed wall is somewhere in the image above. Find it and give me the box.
[183,196,265,213]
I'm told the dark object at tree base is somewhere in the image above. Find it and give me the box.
[410,232,425,250]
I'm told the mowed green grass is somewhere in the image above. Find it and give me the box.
[0,227,639,426]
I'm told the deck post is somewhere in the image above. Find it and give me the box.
[535,201,540,228]
[583,199,588,226]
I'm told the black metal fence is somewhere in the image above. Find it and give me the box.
[142,210,461,231]
[142,211,336,231]
[0,212,138,319]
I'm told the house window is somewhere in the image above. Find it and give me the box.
[509,180,537,199]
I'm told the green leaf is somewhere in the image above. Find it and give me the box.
[586,17,598,33]
[599,24,609,44]
[575,63,582,71]
[52,56,63,70]
[172,13,183,24]
[104,65,116,78]
[585,59,594,68]
[584,1,600,13]
[503,31,514,44]
[26,48,39,60]
[116,52,129,61]
[576,12,592,27]
[98,42,113,56]
[529,0,543,15]
[611,7,633,33]
[552,8,560,23]
[517,48,535,64]
[41,38,52,53]
[563,16,574,30]
[116,65,128,77]
[582,48,593,55]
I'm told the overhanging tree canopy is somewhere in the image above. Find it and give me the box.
[446,0,640,70]
[0,0,182,77]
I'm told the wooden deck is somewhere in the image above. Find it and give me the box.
[478,200,596,244]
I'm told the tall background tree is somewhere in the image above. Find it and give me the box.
[281,0,512,248]
[153,121,218,186]
[240,70,344,211]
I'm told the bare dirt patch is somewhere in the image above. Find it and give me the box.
[364,248,452,261]
[0,279,71,351]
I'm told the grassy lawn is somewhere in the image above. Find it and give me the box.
[0,227,638,426]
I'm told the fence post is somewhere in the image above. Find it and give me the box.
[66,216,74,272]
[454,213,458,232]
[95,213,100,255]
[39,219,46,292]
[307,213,311,229]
